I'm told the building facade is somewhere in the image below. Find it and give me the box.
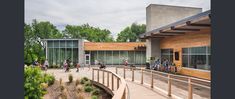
[140,4,211,80]
[43,40,146,67]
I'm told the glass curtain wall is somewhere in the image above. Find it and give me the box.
[47,40,79,67]
[88,50,146,65]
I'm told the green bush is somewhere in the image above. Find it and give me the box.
[68,74,73,83]
[84,80,92,86]
[80,77,89,84]
[24,67,47,99]
[91,88,100,95]
[91,95,98,99]
[84,86,93,92]
[43,73,55,86]
[75,79,80,86]
[81,77,89,81]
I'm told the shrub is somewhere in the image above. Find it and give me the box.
[91,95,98,99]
[84,80,92,86]
[81,77,89,81]
[84,86,93,92]
[59,78,62,85]
[24,67,47,99]
[76,85,83,93]
[61,89,67,99]
[76,93,85,99]
[68,74,73,83]
[80,77,88,84]
[43,73,55,86]
[75,79,80,86]
[60,85,65,91]
[41,83,48,90]
[91,88,100,95]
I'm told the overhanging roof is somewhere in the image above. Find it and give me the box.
[140,10,211,39]
[84,42,146,51]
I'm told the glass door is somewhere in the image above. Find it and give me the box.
[85,54,90,65]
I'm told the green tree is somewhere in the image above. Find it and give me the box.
[63,24,114,42]
[117,23,146,42]
[24,19,62,65]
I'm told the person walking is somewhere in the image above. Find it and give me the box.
[76,62,80,72]
[43,59,49,71]
[65,59,71,72]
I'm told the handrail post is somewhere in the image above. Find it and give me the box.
[188,77,193,99]
[122,88,126,99]
[132,68,134,81]
[102,70,104,84]
[117,78,119,89]
[97,69,99,82]
[123,67,126,79]
[141,69,143,84]
[151,70,153,88]
[107,72,109,87]
[92,68,94,81]
[111,74,114,91]
[168,74,172,96]
[116,67,118,74]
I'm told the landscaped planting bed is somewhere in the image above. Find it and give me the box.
[43,76,112,99]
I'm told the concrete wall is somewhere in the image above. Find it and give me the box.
[146,4,202,31]
[145,4,202,65]
[78,39,85,65]
[146,38,161,64]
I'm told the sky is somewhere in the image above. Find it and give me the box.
[25,0,210,39]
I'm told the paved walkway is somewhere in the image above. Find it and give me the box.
[45,67,172,99]
[45,67,210,99]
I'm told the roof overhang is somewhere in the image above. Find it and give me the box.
[140,10,211,39]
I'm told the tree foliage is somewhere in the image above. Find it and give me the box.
[24,19,62,65]
[63,24,114,42]
[117,23,146,42]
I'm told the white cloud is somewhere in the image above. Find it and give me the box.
[25,0,210,39]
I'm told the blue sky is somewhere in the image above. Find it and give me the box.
[25,0,210,39]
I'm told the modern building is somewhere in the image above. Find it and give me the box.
[140,4,211,80]
[84,42,146,66]
[43,39,146,67]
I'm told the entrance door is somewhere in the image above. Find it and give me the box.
[85,54,90,65]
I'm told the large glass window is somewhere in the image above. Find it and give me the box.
[182,46,211,70]
[161,49,173,64]
[47,40,79,67]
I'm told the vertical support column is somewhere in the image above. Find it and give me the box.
[97,69,99,82]
[122,89,126,99]
[188,78,193,99]
[123,67,126,79]
[45,41,48,60]
[119,50,120,65]
[141,69,143,84]
[117,78,119,89]
[116,67,118,74]
[92,68,94,81]
[102,70,104,84]
[112,51,113,67]
[107,72,109,87]
[132,68,134,81]
[111,74,114,91]
[151,70,153,88]
[168,74,172,96]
